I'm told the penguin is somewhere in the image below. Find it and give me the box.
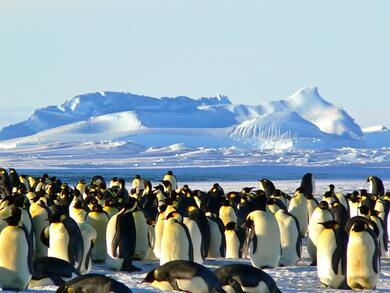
[85,204,110,262]
[183,215,204,263]
[205,183,225,215]
[214,264,282,293]
[270,189,291,209]
[367,176,385,197]
[346,220,380,289]
[57,273,132,293]
[188,206,211,260]
[132,206,149,260]
[28,257,81,287]
[288,187,309,237]
[348,191,360,218]
[103,199,119,219]
[0,207,33,290]
[69,199,87,224]
[106,198,140,271]
[306,193,319,221]
[78,222,97,274]
[138,180,158,221]
[219,200,237,226]
[160,210,193,265]
[259,178,276,199]
[370,210,388,256]
[244,209,281,268]
[42,209,84,271]
[109,177,121,189]
[163,170,178,190]
[317,221,348,289]
[143,260,223,293]
[206,212,226,258]
[8,168,20,190]
[91,175,105,187]
[224,222,245,259]
[29,199,51,258]
[153,208,166,259]
[131,174,144,196]
[331,199,349,230]
[300,172,315,196]
[274,209,301,266]
[0,168,12,196]
[307,201,334,265]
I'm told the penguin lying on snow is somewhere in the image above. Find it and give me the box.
[214,264,282,293]
[57,273,132,293]
[29,256,81,287]
[143,260,224,293]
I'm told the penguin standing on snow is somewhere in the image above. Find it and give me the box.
[224,222,245,259]
[288,187,309,237]
[143,260,224,293]
[42,208,84,271]
[274,209,301,266]
[206,212,226,258]
[346,219,380,290]
[307,201,334,265]
[163,170,178,190]
[85,204,109,262]
[160,210,193,265]
[317,220,348,289]
[214,264,282,293]
[0,207,33,290]
[106,198,140,271]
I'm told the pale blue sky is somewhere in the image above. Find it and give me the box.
[0,0,389,128]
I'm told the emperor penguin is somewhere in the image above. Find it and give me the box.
[132,205,149,260]
[219,199,237,226]
[214,264,282,293]
[28,257,80,287]
[346,220,380,289]
[307,201,334,265]
[85,204,110,262]
[0,168,12,196]
[0,207,33,291]
[8,168,20,189]
[331,199,349,230]
[183,215,204,263]
[244,209,281,268]
[75,179,87,199]
[206,212,226,258]
[306,193,319,221]
[300,172,316,196]
[106,198,140,271]
[348,191,360,218]
[69,199,87,224]
[367,176,385,197]
[78,222,97,274]
[258,178,276,199]
[224,222,245,259]
[143,260,224,293]
[42,209,84,271]
[288,187,309,237]
[188,206,211,260]
[153,207,166,259]
[57,273,132,293]
[317,221,348,289]
[131,174,144,196]
[274,209,301,266]
[163,170,178,190]
[29,199,51,258]
[160,210,193,265]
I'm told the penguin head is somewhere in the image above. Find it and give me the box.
[329,184,335,192]
[92,203,103,213]
[225,221,236,231]
[367,176,372,183]
[323,191,333,198]
[134,174,141,179]
[358,205,370,216]
[351,221,367,233]
[122,197,138,213]
[318,201,329,210]
[166,170,173,176]
[295,187,305,195]
[142,269,157,283]
[4,207,21,226]
[319,220,339,230]
[165,210,182,222]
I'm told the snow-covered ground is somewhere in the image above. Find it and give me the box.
[24,180,390,293]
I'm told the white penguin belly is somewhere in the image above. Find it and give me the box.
[225,230,240,259]
[48,224,70,262]
[184,217,203,264]
[176,277,209,293]
[160,219,190,265]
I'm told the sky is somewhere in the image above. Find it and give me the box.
[0,0,389,128]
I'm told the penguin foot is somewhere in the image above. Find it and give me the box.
[309,261,317,266]
[121,265,141,272]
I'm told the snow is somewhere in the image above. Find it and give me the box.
[22,180,390,293]
[363,125,388,133]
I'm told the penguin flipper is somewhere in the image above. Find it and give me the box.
[21,224,34,274]
[40,226,50,247]
[178,221,194,262]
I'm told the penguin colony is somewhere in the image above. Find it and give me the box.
[0,167,388,292]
